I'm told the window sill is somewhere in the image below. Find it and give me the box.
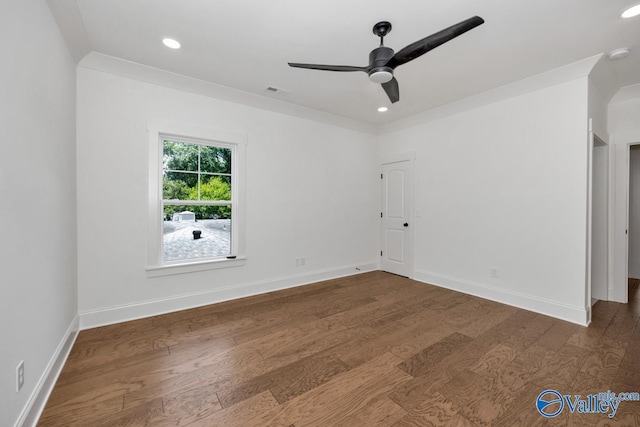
[146,257,246,278]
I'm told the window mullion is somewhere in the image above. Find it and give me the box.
[165,169,198,174]
[163,200,232,206]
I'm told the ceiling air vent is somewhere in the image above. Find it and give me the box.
[265,86,290,94]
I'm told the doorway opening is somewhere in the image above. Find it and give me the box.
[628,144,640,300]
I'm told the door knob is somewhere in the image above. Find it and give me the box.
[403,223,408,227]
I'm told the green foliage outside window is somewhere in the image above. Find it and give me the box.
[162,140,232,220]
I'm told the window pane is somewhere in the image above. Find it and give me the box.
[200,175,231,201]
[163,172,198,200]
[200,145,232,174]
[163,205,232,261]
[164,140,198,172]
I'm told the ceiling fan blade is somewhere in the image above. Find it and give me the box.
[288,63,368,72]
[386,16,484,69]
[382,77,399,103]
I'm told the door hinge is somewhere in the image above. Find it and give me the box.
[381,173,383,179]
[380,212,383,218]
[380,250,383,256]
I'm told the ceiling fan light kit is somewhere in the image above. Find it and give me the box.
[369,70,394,84]
[288,16,484,104]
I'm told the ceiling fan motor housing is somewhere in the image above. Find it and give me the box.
[368,46,394,83]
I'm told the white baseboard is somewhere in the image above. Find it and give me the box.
[80,262,379,330]
[16,314,79,427]
[413,269,589,326]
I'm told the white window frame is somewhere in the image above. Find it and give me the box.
[146,120,246,277]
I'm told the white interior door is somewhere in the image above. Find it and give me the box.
[381,160,413,277]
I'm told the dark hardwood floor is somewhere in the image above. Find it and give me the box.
[38,273,640,426]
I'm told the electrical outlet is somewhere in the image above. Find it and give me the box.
[490,267,499,279]
[16,361,24,392]
[294,257,306,267]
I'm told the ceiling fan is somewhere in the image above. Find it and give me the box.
[288,16,484,104]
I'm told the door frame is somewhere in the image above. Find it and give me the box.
[380,151,415,278]
[613,140,640,304]
[614,140,640,304]
[586,125,609,314]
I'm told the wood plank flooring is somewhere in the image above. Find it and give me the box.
[38,273,640,426]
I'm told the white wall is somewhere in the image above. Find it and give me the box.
[0,1,78,426]
[629,147,640,279]
[610,95,640,302]
[379,78,590,324]
[76,68,379,327]
[588,78,609,140]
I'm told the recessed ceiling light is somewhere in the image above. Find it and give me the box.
[608,48,630,60]
[162,38,181,49]
[622,4,640,18]
[378,106,388,112]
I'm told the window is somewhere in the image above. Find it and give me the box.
[162,138,233,261]
[147,121,246,276]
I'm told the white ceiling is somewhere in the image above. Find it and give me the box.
[50,0,640,125]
